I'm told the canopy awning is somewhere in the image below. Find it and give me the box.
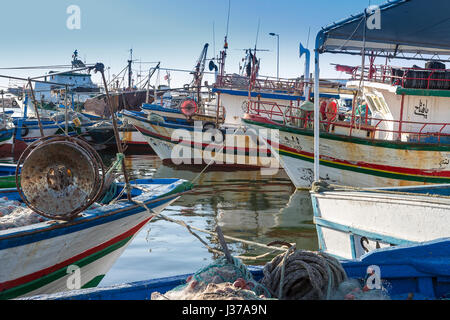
[317,0,450,58]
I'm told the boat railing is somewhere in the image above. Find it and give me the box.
[350,64,450,90]
[215,74,305,94]
[199,102,226,122]
[247,99,450,143]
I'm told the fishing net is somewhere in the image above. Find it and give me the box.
[153,246,392,301]
[151,256,272,300]
[0,196,103,231]
[330,278,391,300]
[0,197,48,231]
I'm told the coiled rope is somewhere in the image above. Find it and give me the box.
[260,245,347,300]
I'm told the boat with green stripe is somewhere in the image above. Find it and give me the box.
[0,178,192,300]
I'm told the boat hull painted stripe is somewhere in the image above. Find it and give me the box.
[274,142,450,183]
[0,217,152,299]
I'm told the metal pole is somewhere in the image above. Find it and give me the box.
[65,85,69,135]
[277,34,280,80]
[313,40,321,182]
[1,90,5,124]
[269,33,280,80]
[99,68,132,201]
[27,78,44,137]
[146,68,151,104]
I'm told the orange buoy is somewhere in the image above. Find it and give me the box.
[180,99,198,118]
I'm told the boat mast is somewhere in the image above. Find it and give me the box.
[216,0,231,124]
[128,49,133,90]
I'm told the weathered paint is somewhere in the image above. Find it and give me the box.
[0,179,190,299]
[311,186,450,260]
[21,239,450,301]
[123,112,279,169]
[243,118,450,188]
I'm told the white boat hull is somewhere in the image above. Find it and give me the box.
[311,187,450,260]
[0,198,178,299]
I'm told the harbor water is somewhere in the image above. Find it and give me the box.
[99,153,318,287]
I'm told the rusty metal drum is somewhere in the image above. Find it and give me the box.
[16,136,105,221]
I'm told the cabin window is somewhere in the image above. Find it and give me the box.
[365,95,376,113]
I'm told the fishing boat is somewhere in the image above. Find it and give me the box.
[0,116,14,158]
[0,62,194,300]
[0,90,98,158]
[86,116,154,153]
[310,183,450,260]
[19,238,450,300]
[123,42,313,170]
[303,0,450,261]
[122,44,280,169]
[0,177,192,300]
[32,50,100,106]
[242,0,450,189]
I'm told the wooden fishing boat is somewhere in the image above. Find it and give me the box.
[85,116,154,153]
[0,62,194,300]
[243,0,450,189]
[243,101,450,188]
[122,109,278,170]
[0,178,192,300]
[122,46,328,170]
[19,238,450,300]
[310,183,450,260]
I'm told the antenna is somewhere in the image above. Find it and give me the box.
[254,18,261,53]
[306,27,311,49]
[225,0,231,39]
[213,21,216,58]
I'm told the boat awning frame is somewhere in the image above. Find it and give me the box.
[316,0,450,59]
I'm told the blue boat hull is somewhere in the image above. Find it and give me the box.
[22,238,450,300]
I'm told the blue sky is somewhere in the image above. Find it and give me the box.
[0,0,389,89]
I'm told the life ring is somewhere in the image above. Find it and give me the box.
[17,95,23,101]
[180,99,198,118]
[11,100,18,107]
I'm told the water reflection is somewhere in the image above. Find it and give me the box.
[100,154,318,286]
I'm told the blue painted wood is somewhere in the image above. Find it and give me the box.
[0,164,19,177]
[23,239,450,300]
[0,178,190,250]
[314,217,417,247]
[211,88,341,101]
[378,184,450,197]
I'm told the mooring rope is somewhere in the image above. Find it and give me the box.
[260,245,347,300]
[132,198,289,261]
